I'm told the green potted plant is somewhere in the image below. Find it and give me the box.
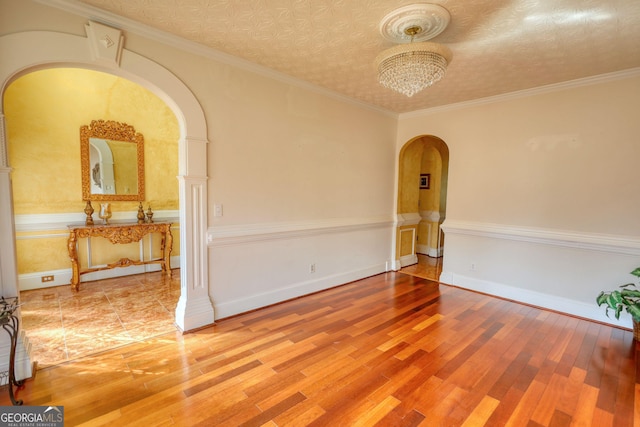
[596,267,640,340]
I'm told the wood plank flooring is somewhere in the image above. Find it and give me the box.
[2,272,637,426]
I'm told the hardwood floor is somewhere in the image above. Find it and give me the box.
[2,272,637,426]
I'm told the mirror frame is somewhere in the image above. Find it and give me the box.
[80,119,145,201]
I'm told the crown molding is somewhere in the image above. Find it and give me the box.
[399,67,640,119]
[33,0,397,118]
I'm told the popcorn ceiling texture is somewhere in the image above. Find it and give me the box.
[76,0,640,112]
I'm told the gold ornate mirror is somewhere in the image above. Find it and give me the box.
[80,120,145,201]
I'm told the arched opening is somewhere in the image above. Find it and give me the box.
[0,28,215,378]
[4,67,184,365]
[395,135,449,280]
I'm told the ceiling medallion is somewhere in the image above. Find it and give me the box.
[375,3,452,97]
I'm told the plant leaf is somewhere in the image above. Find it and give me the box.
[605,293,622,307]
[621,289,640,299]
[627,304,640,320]
[631,267,640,278]
[614,304,623,319]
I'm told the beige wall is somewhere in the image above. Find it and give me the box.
[5,68,179,214]
[1,0,397,318]
[399,75,640,235]
[397,72,640,326]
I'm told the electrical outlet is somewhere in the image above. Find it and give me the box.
[309,263,316,273]
[41,275,54,282]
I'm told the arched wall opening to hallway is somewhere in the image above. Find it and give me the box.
[395,135,449,270]
[0,29,214,348]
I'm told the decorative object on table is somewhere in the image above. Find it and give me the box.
[137,202,146,224]
[146,205,154,223]
[83,200,94,225]
[596,266,640,340]
[0,296,24,405]
[98,203,112,225]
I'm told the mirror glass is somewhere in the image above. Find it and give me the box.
[80,120,145,201]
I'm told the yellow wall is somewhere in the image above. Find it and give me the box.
[398,135,449,259]
[4,68,180,277]
[5,68,179,213]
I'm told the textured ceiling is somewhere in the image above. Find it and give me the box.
[69,0,640,113]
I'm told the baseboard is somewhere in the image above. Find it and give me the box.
[441,271,632,329]
[214,263,386,319]
[416,245,443,258]
[399,254,418,267]
[19,255,181,290]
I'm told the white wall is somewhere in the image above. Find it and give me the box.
[0,0,398,322]
[398,72,640,328]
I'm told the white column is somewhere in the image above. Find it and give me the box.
[0,113,32,382]
[174,133,214,331]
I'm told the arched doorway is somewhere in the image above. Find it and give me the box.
[0,26,214,379]
[395,135,449,279]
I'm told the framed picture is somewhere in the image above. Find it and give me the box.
[420,173,430,189]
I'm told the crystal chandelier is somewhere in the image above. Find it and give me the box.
[375,4,453,97]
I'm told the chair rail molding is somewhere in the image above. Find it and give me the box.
[441,219,640,255]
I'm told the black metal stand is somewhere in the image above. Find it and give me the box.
[1,298,23,405]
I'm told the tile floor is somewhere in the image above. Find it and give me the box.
[19,270,181,368]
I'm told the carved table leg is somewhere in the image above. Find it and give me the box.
[163,226,173,277]
[67,230,80,291]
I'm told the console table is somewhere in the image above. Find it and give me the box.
[67,222,172,291]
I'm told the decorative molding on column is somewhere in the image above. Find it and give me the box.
[0,113,7,167]
[0,170,18,298]
[175,175,214,331]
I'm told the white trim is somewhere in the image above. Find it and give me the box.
[207,216,394,247]
[441,219,640,256]
[18,255,181,291]
[416,244,429,255]
[35,0,396,118]
[395,212,421,227]
[400,68,640,119]
[14,211,180,232]
[440,272,632,329]
[214,263,386,319]
[429,247,443,258]
[399,253,418,267]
